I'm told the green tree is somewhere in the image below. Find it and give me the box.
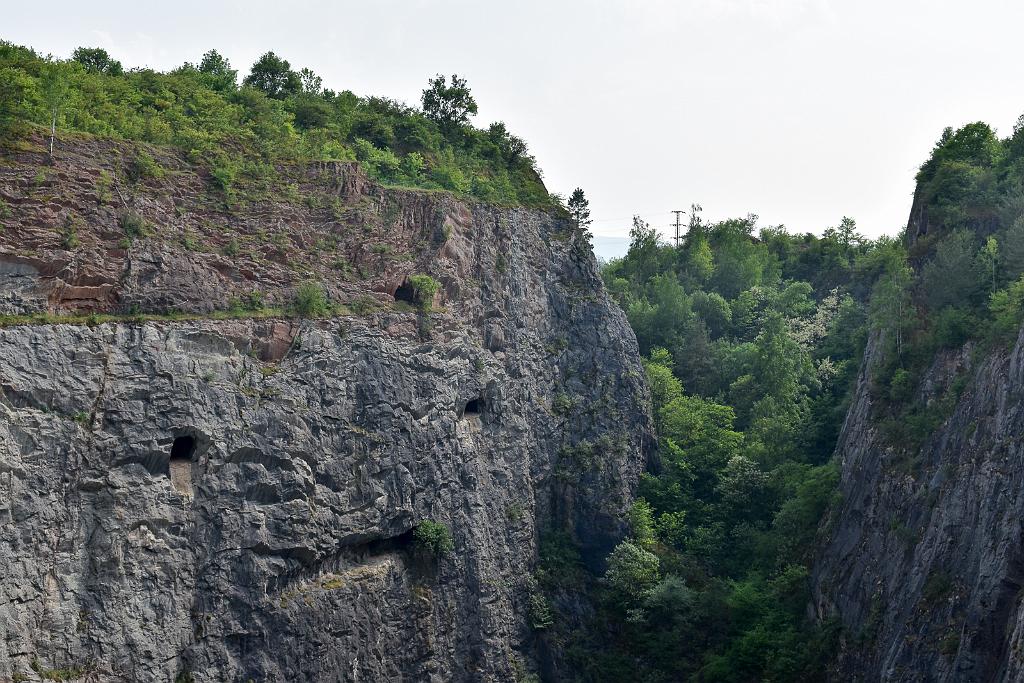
[567,187,592,233]
[1003,218,1024,281]
[835,216,864,252]
[0,65,35,138]
[198,49,237,91]
[421,73,477,133]
[487,121,529,162]
[627,500,657,549]
[72,47,122,75]
[299,67,323,96]
[603,541,660,604]
[642,348,684,434]
[660,395,742,484]
[244,51,301,99]
[621,216,664,287]
[869,245,913,361]
[683,233,715,285]
[990,275,1024,340]
[981,236,999,294]
[920,230,983,311]
[40,63,68,157]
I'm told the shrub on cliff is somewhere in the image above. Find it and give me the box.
[119,211,147,238]
[125,151,165,183]
[292,281,328,316]
[990,275,1024,341]
[413,520,454,557]
[407,274,441,311]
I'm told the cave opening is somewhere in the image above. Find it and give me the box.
[463,399,482,417]
[171,435,195,462]
[394,281,417,305]
[169,435,196,496]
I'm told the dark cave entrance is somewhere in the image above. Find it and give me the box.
[169,435,196,496]
[171,435,196,462]
[394,280,417,305]
[462,399,482,418]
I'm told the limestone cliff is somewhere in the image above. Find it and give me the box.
[0,135,653,681]
[813,295,1024,680]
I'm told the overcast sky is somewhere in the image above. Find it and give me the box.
[6,0,1024,257]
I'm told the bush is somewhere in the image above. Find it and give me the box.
[537,531,583,588]
[990,275,1024,341]
[62,227,79,250]
[95,170,113,203]
[210,161,237,194]
[120,211,147,238]
[349,295,380,315]
[241,290,264,311]
[930,307,974,349]
[921,570,953,605]
[551,391,574,415]
[292,281,328,316]
[125,151,165,182]
[353,138,400,180]
[527,580,555,630]
[407,274,441,310]
[413,520,454,557]
[889,368,916,403]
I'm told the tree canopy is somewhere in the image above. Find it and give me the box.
[547,214,888,680]
[420,73,477,134]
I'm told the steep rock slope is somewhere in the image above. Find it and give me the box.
[0,135,652,681]
[813,319,1024,680]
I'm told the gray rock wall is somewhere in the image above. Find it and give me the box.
[813,324,1024,681]
[0,164,652,681]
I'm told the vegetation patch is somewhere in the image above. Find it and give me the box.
[291,281,329,316]
[413,520,454,557]
[0,41,557,207]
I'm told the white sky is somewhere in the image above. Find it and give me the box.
[6,0,1024,256]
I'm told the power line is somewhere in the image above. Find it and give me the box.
[671,210,684,247]
[587,209,682,224]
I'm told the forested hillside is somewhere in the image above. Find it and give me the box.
[546,212,879,680]
[809,122,1024,679]
[874,121,1024,449]
[0,41,552,207]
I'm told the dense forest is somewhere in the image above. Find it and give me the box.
[0,41,553,206]
[527,119,1024,681]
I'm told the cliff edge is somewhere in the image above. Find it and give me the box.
[0,134,653,681]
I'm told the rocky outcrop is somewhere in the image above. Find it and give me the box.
[0,136,653,681]
[812,323,1024,681]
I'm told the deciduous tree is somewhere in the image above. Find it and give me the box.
[244,51,301,99]
[71,47,122,75]
[421,73,477,133]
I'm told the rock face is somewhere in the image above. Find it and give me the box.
[813,323,1024,681]
[0,137,652,681]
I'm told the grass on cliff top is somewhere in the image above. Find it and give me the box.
[0,308,289,328]
[0,303,390,328]
[0,40,560,209]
